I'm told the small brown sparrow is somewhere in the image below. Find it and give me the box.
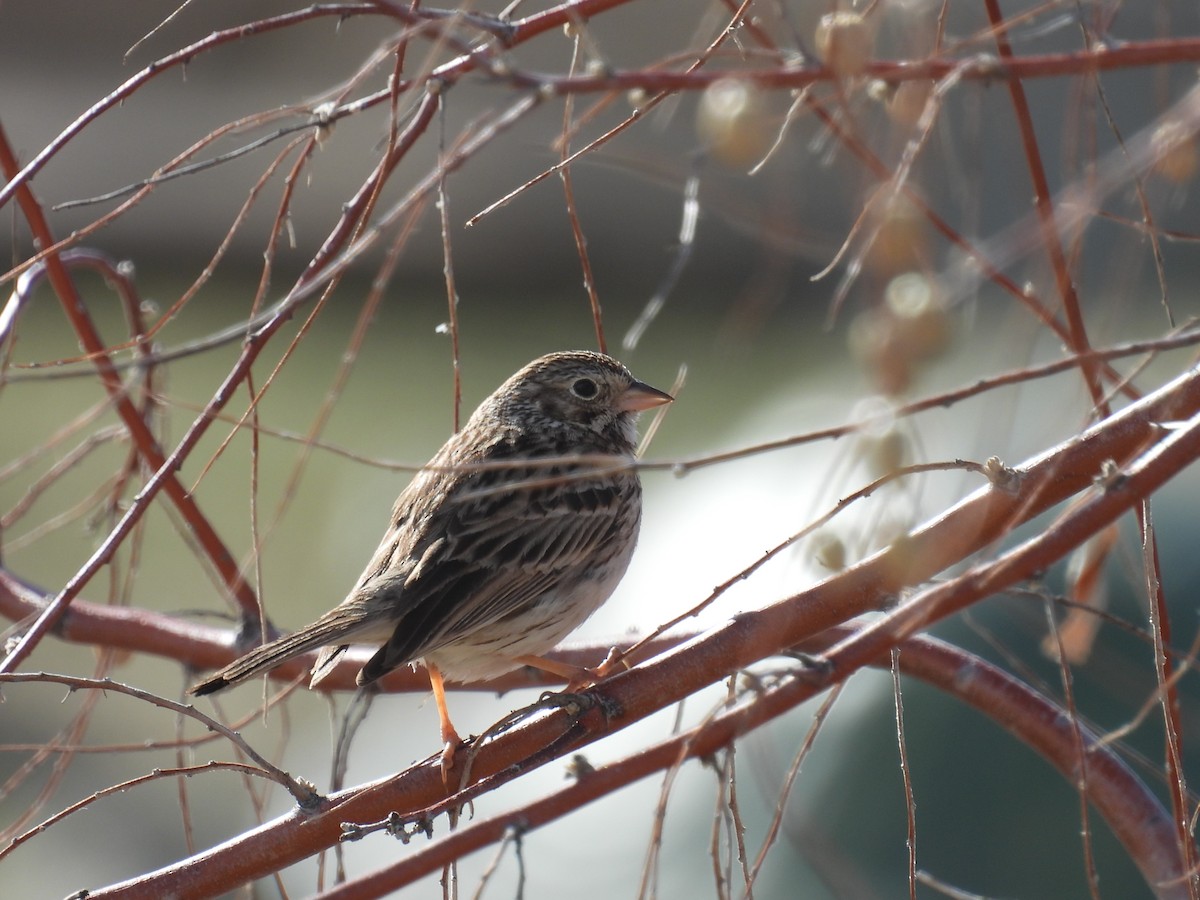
[190,351,672,770]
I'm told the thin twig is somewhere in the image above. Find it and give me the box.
[0,672,319,808]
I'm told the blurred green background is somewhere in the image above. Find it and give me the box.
[5,2,1200,898]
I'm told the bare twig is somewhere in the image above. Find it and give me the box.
[0,672,319,808]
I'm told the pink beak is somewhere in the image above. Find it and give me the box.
[617,380,674,412]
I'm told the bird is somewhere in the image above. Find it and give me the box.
[190,350,673,774]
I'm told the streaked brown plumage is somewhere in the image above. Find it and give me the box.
[190,351,672,765]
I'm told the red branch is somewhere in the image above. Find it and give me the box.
[311,633,1186,899]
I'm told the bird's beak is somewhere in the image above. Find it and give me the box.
[617,380,674,412]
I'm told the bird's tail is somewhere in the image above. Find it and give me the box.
[189,618,352,696]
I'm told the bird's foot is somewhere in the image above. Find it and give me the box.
[564,646,630,692]
[514,647,630,693]
[439,734,468,790]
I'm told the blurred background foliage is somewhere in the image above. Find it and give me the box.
[3,1,1200,897]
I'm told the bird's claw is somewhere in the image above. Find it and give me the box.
[564,647,630,692]
[439,735,467,789]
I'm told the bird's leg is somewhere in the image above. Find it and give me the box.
[514,648,630,693]
[427,662,465,787]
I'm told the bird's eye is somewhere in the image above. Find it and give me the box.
[571,377,599,399]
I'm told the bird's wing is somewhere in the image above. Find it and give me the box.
[354,460,637,685]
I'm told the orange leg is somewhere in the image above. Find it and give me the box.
[514,648,629,692]
[427,662,464,785]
